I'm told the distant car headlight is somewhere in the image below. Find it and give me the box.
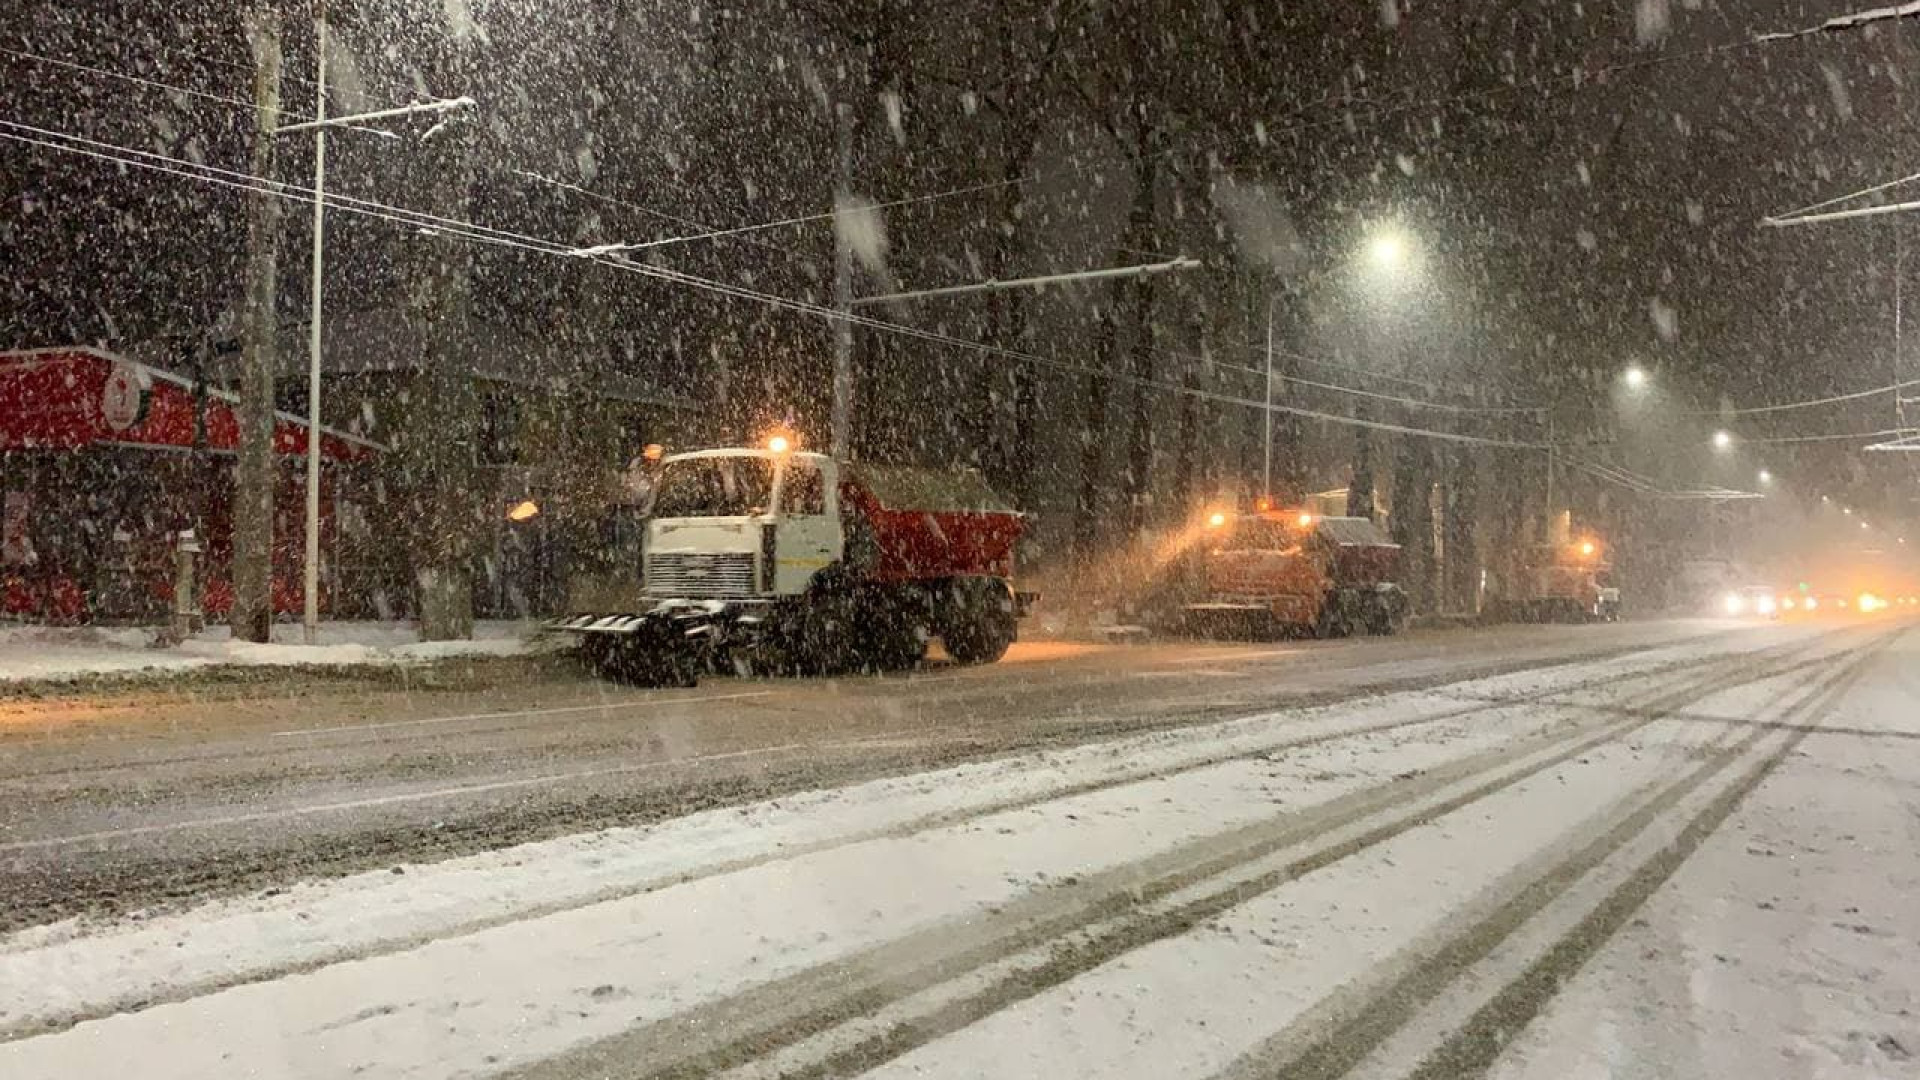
[1722,593,1744,616]
[1804,597,1818,611]
[1756,596,1776,615]
[1781,597,1796,611]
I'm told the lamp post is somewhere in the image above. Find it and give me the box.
[272,23,474,643]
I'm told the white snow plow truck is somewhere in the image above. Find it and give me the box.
[552,439,1035,684]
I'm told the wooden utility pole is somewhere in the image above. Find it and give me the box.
[231,5,284,643]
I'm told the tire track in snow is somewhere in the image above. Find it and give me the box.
[0,632,1814,1038]
[1212,625,1895,1080]
[498,629,1864,1080]
[1393,632,1893,1080]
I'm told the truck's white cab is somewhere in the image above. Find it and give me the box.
[643,448,844,601]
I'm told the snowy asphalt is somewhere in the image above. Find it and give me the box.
[2,616,1916,1080]
[0,619,1742,929]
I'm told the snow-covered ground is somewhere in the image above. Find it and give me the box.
[0,620,543,683]
[0,620,1912,1079]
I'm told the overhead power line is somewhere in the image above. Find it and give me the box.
[1764,169,1920,224]
[1561,455,1761,500]
[1741,427,1918,444]
[852,258,1200,306]
[0,116,1544,451]
[0,44,390,136]
[1755,2,1920,43]
[566,178,1015,257]
[1691,377,1920,416]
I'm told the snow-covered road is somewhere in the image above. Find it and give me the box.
[2,618,1914,1079]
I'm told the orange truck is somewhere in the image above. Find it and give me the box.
[1159,508,1407,638]
[1514,536,1619,622]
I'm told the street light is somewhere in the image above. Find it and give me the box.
[1623,365,1648,390]
[1758,468,1772,484]
[1369,232,1406,268]
[1712,430,1733,450]
[273,20,475,645]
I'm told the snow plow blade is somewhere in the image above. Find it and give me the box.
[546,600,734,686]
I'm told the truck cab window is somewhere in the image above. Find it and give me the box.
[783,462,826,516]
[650,458,776,518]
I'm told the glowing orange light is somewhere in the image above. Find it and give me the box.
[1579,541,1596,557]
[1207,511,1228,528]
[642,443,665,462]
[767,434,792,454]
[506,500,540,522]
[1297,512,1315,528]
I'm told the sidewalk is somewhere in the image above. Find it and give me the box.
[0,620,547,684]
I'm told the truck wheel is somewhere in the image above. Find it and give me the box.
[941,578,1016,664]
[1313,598,1350,640]
[946,606,1015,664]
[857,605,927,671]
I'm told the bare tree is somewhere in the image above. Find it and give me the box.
[402,20,483,641]
[230,5,283,643]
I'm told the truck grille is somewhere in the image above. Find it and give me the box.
[646,553,757,598]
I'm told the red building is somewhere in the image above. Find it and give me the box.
[0,347,381,622]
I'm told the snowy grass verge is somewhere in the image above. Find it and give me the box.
[0,620,552,689]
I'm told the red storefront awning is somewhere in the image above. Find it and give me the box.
[0,347,382,461]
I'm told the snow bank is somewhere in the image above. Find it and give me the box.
[0,620,541,683]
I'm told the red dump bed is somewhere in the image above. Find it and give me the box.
[840,464,1024,583]
[1315,516,1401,587]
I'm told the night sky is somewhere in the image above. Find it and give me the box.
[3,0,1917,537]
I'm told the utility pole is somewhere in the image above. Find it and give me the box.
[302,1,327,645]
[1263,294,1275,504]
[830,103,854,460]
[232,5,284,644]
[1545,412,1556,527]
[271,55,473,643]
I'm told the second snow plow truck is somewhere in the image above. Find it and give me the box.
[554,438,1035,684]
[1143,507,1408,638]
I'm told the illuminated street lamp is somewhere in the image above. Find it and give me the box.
[1712,430,1733,451]
[1623,365,1649,390]
[1757,468,1772,485]
[1369,231,1407,268]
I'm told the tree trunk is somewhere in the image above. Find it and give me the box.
[1265,286,1309,505]
[230,6,283,644]
[1347,412,1376,521]
[1445,443,1481,614]
[1071,301,1119,565]
[405,36,481,642]
[1119,121,1159,535]
[1171,354,1198,515]
[983,138,1034,502]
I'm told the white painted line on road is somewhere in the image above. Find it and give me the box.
[0,740,815,853]
[268,690,777,738]
[1169,649,1299,663]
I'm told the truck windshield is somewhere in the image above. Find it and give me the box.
[651,457,775,518]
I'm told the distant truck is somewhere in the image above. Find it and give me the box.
[1153,508,1407,638]
[553,440,1034,683]
[1515,537,1619,622]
